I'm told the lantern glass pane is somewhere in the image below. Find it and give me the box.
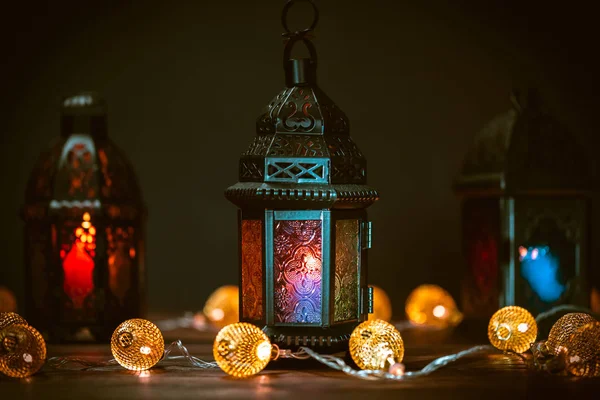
[241,220,263,320]
[273,220,322,324]
[106,226,137,305]
[519,218,575,312]
[334,219,360,322]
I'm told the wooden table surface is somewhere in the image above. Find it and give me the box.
[1,323,599,399]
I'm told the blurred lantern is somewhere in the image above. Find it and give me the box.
[455,89,593,319]
[368,286,392,322]
[405,284,463,328]
[203,285,239,328]
[0,287,17,313]
[488,306,537,353]
[22,92,146,342]
[225,0,378,353]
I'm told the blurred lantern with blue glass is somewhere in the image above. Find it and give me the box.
[455,89,593,319]
[225,0,378,353]
[22,92,146,342]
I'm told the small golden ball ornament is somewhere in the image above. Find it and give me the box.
[0,324,46,378]
[368,285,392,322]
[111,319,165,371]
[488,306,537,353]
[546,313,596,356]
[349,319,404,370]
[203,285,240,328]
[213,322,273,378]
[405,284,463,328]
[0,312,27,331]
[564,321,600,377]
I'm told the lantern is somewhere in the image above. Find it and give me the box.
[225,0,378,353]
[455,89,593,319]
[22,92,146,342]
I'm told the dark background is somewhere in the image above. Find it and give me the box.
[0,0,597,318]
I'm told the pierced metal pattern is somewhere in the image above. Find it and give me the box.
[334,220,360,322]
[53,134,100,201]
[241,220,263,320]
[265,158,328,183]
[268,135,328,157]
[273,220,322,324]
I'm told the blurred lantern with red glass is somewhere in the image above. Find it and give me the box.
[225,0,378,353]
[22,92,146,342]
[455,89,593,320]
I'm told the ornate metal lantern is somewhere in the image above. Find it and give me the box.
[454,89,593,319]
[22,92,146,342]
[225,0,378,353]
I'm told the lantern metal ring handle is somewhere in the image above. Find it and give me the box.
[281,0,319,38]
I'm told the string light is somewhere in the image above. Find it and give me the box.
[368,285,392,322]
[203,285,239,328]
[405,284,462,328]
[213,322,273,378]
[564,321,600,377]
[349,319,404,371]
[546,313,596,355]
[111,319,165,371]
[0,324,46,378]
[488,306,537,353]
[0,312,27,331]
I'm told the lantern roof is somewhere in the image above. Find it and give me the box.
[454,89,592,195]
[23,92,143,220]
[226,10,378,210]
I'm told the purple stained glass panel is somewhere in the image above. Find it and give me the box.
[273,220,322,324]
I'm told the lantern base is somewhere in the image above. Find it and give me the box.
[261,321,361,354]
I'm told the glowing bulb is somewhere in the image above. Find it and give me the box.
[203,285,239,328]
[213,322,273,378]
[0,312,27,331]
[546,313,596,355]
[433,305,446,318]
[564,321,600,377]
[83,212,91,221]
[519,246,528,259]
[349,319,404,370]
[0,324,46,378]
[531,248,539,260]
[405,284,462,328]
[368,285,392,322]
[111,319,165,371]
[82,221,91,229]
[488,306,537,353]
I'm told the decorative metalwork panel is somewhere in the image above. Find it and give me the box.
[273,220,322,324]
[265,157,328,183]
[53,134,100,201]
[241,220,263,320]
[334,220,359,322]
[268,135,328,157]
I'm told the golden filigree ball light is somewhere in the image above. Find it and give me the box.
[213,322,273,378]
[368,286,392,322]
[0,287,17,313]
[488,306,537,353]
[111,319,165,371]
[203,285,239,329]
[0,312,27,331]
[546,313,596,355]
[405,284,463,328]
[349,319,404,371]
[0,324,46,378]
[564,321,600,377]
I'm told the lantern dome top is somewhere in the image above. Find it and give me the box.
[454,88,592,195]
[23,92,143,220]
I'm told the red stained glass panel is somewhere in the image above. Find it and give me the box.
[241,220,263,320]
